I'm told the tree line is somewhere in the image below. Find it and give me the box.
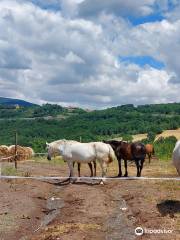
[0,103,179,153]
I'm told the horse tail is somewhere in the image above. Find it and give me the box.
[108,145,116,163]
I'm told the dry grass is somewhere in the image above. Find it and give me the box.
[0,214,18,233]
[132,133,148,142]
[155,128,180,140]
[43,223,101,238]
[128,128,180,142]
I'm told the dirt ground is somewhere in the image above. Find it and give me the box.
[0,157,179,240]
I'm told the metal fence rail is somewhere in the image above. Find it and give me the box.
[0,175,180,181]
[0,153,179,181]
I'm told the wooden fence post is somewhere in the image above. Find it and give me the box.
[14,131,18,169]
[0,159,1,176]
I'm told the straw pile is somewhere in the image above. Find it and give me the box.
[0,145,34,162]
[0,145,9,159]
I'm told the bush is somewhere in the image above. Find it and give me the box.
[154,136,177,161]
[122,134,133,142]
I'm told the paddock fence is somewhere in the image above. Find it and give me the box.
[0,152,179,182]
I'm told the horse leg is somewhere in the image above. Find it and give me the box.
[78,163,81,177]
[148,154,151,164]
[139,159,145,177]
[93,161,96,177]
[118,158,122,177]
[103,162,108,178]
[67,161,75,183]
[124,159,128,177]
[135,160,140,177]
[88,162,93,177]
[99,161,107,184]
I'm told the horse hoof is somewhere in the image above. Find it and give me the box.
[124,174,128,177]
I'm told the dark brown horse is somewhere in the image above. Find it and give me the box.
[103,140,146,177]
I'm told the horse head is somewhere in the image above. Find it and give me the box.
[103,140,121,151]
[46,142,53,161]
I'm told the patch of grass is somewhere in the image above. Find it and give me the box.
[1,166,18,176]
[156,128,180,141]
[49,157,66,165]
[44,223,101,238]
[0,214,18,233]
[33,155,65,165]
[154,136,177,161]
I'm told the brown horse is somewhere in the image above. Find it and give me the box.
[103,140,146,177]
[145,144,155,163]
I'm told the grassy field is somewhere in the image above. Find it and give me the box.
[156,128,180,140]
[131,129,180,142]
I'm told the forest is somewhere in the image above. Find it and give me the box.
[0,102,180,152]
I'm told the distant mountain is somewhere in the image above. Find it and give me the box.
[0,97,37,107]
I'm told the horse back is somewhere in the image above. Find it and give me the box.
[118,142,132,160]
[131,143,146,160]
[145,144,154,154]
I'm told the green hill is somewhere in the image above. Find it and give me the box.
[0,97,37,107]
[0,102,180,152]
[0,102,86,119]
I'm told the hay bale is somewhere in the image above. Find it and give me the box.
[0,145,9,158]
[24,147,35,159]
[8,145,26,161]
[8,145,35,161]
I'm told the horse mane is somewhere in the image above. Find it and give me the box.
[50,139,66,144]
[49,139,79,145]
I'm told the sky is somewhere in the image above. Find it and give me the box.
[0,0,180,108]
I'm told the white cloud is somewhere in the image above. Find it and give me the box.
[0,0,179,108]
[64,51,85,64]
[77,0,156,18]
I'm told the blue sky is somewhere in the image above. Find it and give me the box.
[128,13,165,25]
[119,56,165,70]
[30,0,61,11]
[0,0,179,108]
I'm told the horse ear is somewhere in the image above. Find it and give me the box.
[46,142,49,146]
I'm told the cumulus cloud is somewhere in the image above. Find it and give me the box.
[77,0,159,18]
[0,0,179,108]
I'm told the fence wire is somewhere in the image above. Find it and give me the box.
[0,153,179,181]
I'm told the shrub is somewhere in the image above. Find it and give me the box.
[154,136,177,161]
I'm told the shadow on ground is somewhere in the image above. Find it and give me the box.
[157,200,180,218]
[43,178,101,186]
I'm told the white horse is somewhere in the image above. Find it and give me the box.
[46,140,96,177]
[172,140,180,175]
[46,140,116,183]
[46,140,78,158]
